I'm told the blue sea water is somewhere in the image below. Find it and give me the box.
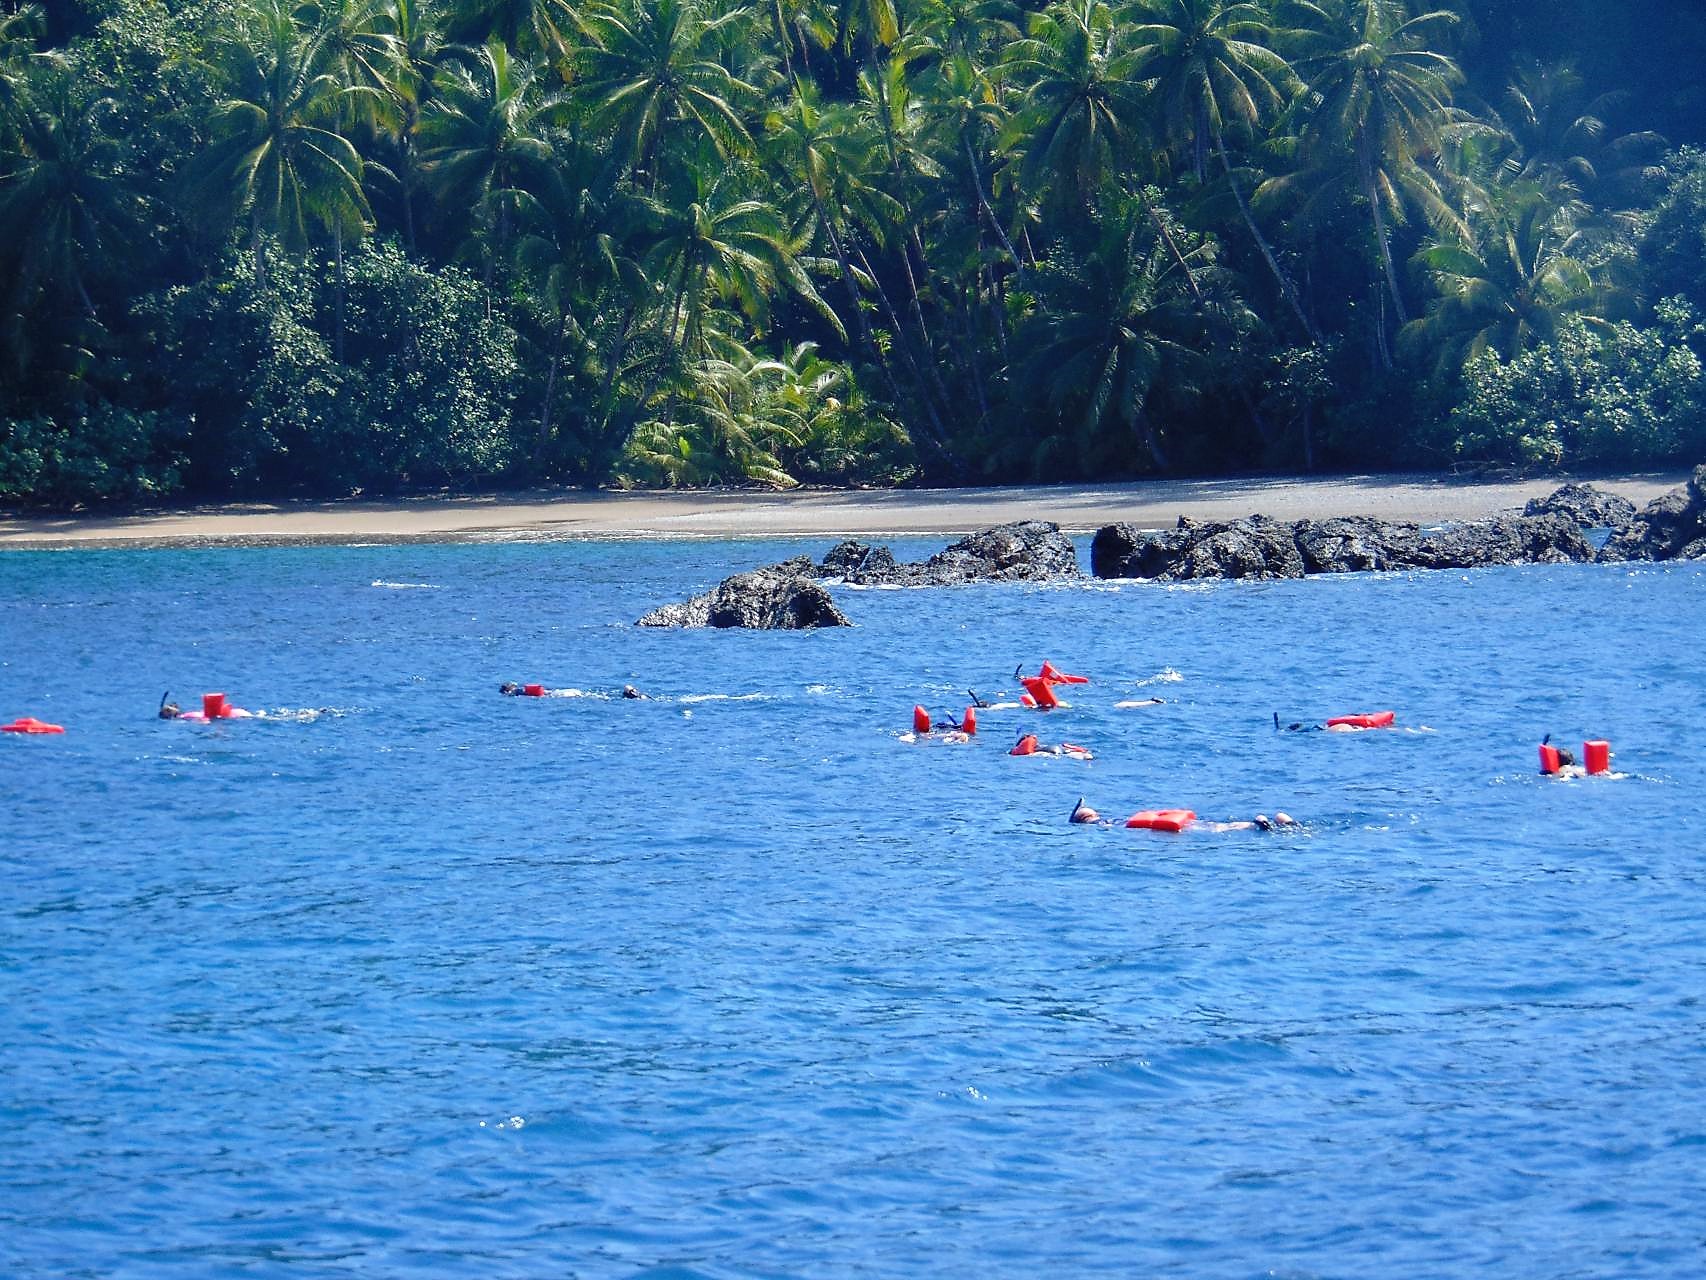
[2,538,1704,1279]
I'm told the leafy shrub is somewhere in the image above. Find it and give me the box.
[1447,299,1706,466]
[0,403,181,506]
[133,241,520,495]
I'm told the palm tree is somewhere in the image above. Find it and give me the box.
[1401,180,1615,373]
[441,0,585,69]
[0,2,61,115]
[764,90,900,375]
[0,72,143,320]
[1285,0,1464,326]
[510,136,630,464]
[921,53,1023,274]
[369,0,444,250]
[1013,198,1212,473]
[418,39,561,303]
[997,0,1140,204]
[298,0,396,358]
[640,166,837,432]
[904,0,1021,63]
[1493,57,1667,218]
[1124,0,1318,339]
[574,0,761,187]
[192,0,370,288]
[998,0,1206,299]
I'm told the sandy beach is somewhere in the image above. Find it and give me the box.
[0,471,1684,549]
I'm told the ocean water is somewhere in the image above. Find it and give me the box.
[2,538,1704,1279]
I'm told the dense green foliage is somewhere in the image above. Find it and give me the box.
[1,0,1703,505]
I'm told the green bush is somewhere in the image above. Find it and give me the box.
[0,403,181,506]
[1447,299,1706,466]
[133,242,520,495]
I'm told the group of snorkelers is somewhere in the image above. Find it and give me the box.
[909,665,1307,832]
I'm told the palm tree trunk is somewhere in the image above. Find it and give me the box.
[963,134,1024,279]
[1138,410,1169,472]
[252,213,268,291]
[534,305,570,463]
[819,196,917,431]
[1358,128,1408,327]
[772,0,798,87]
[1135,185,1203,303]
[334,223,347,364]
[854,244,952,439]
[957,279,991,430]
[400,130,419,253]
[1216,132,1319,344]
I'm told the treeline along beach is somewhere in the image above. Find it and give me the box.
[4,0,1706,506]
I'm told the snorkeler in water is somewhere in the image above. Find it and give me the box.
[1539,733,1587,778]
[1011,732,1093,759]
[160,691,253,720]
[1070,797,1104,824]
[1070,798,1297,830]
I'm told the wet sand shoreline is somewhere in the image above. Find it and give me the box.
[0,472,1683,550]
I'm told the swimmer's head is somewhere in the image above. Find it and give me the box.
[622,684,642,699]
[1253,814,1275,832]
[1070,797,1100,824]
[158,702,181,720]
[499,682,521,696]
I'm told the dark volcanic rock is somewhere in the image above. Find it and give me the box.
[818,520,1080,586]
[638,557,851,628]
[1091,522,1161,579]
[1093,516,1302,582]
[817,540,897,580]
[1523,483,1637,528]
[1599,465,1706,562]
[1161,517,1304,581]
[1407,514,1594,569]
[1294,516,1423,573]
[1093,512,1593,580]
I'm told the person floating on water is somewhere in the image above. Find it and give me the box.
[1011,732,1092,759]
[908,704,976,743]
[160,692,252,721]
[1070,799,1297,831]
[1275,711,1396,733]
[622,684,647,700]
[1539,735,1618,777]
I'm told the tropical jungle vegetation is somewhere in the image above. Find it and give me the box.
[3,0,1705,504]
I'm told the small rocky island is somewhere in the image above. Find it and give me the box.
[636,472,1706,628]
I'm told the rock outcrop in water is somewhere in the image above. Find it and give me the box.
[637,557,852,628]
[1090,516,1303,581]
[1091,512,1593,581]
[817,520,1080,586]
[1598,466,1706,562]
[1523,483,1637,528]
[637,521,1080,627]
